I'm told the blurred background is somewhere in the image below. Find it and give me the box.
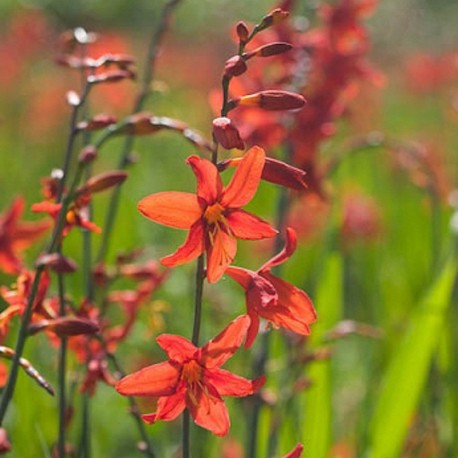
[0,0,457,457]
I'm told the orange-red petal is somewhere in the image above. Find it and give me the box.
[161,221,204,267]
[260,227,297,272]
[115,361,180,397]
[156,334,197,363]
[282,443,304,458]
[187,155,222,203]
[205,367,260,397]
[138,192,201,229]
[226,209,277,240]
[220,146,265,208]
[245,312,260,348]
[206,228,237,283]
[142,384,187,424]
[187,385,230,437]
[199,315,250,368]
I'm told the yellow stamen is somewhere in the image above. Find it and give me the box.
[204,203,225,224]
[182,360,203,385]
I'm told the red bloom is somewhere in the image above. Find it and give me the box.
[116,315,264,436]
[226,228,316,348]
[282,443,304,458]
[138,146,277,283]
[0,197,50,274]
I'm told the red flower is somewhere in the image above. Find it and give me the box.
[0,197,50,274]
[138,146,277,283]
[116,315,264,436]
[226,228,316,348]
[282,443,304,458]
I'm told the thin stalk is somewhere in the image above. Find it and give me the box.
[80,392,91,458]
[57,271,68,458]
[183,254,206,458]
[96,0,183,263]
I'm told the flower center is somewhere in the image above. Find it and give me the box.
[204,203,225,225]
[182,360,203,384]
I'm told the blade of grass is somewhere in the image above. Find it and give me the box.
[367,257,457,458]
[301,252,343,457]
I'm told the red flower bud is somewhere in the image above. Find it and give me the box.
[29,317,100,337]
[78,145,97,164]
[36,253,78,273]
[258,8,289,31]
[0,428,11,454]
[77,114,117,132]
[77,171,128,195]
[236,21,250,44]
[224,55,248,78]
[230,90,305,111]
[244,42,292,60]
[212,117,245,150]
[87,69,135,85]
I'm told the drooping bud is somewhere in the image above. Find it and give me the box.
[243,42,292,60]
[224,55,248,78]
[219,156,307,190]
[212,117,245,150]
[77,171,128,195]
[87,69,136,85]
[78,145,97,164]
[118,112,166,136]
[0,429,11,454]
[29,317,100,337]
[236,21,250,44]
[36,253,78,273]
[229,90,305,111]
[77,114,117,132]
[257,8,289,31]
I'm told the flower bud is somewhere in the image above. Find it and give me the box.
[0,428,11,454]
[224,55,247,78]
[212,117,245,150]
[236,21,250,44]
[29,317,100,337]
[87,69,135,85]
[66,90,80,107]
[77,114,117,132]
[77,171,128,195]
[244,42,292,60]
[36,253,78,273]
[78,145,97,164]
[257,8,289,31]
[230,90,305,111]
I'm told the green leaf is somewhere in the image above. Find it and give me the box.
[368,257,457,458]
[301,252,343,458]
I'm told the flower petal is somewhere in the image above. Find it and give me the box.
[260,227,297,272]
[142,383,187,424]
[220,146,265,208]
[138,192,201,229]
[282,443,304,458]
[226,209,277,240]
[156,334,197,363]
[199,315,250,368]
[245,312,260,349]
[115,361,180,397]
[206,228,237,283]
[205,367,262,397]
[187,385,230,437]
[161,221,204,267]
[225,266,254,289]
[187,155,222,203]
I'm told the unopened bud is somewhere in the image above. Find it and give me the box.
[244,42,292,60]
[230,90,305,111]
[118,113,164,136]
[66,90,80,107]
[0,429,11,454]
[29,317,100,337]
[36,253,78,273]
[77,171,128,195]
[78,145,97,164]
[236,21,250,44]
[257,8,289,31]
[212,117,245,150]
[224,55,247,78]
[87,69,135,85]
[77,114,117,132]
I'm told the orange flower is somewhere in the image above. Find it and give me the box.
[226,228,316,348]
[116,315,264,436]
[138,146,277,283]
[0,197,50,274]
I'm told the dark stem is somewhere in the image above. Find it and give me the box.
[57,270,68,458]
[96,0,183,263]
[80,392,91,458]
[183,254,205,458]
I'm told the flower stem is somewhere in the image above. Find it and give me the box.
[183,254,206,458]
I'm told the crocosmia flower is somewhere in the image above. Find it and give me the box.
[226,227,316,348]
[138,146,277,283]
[115,315,264,436]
